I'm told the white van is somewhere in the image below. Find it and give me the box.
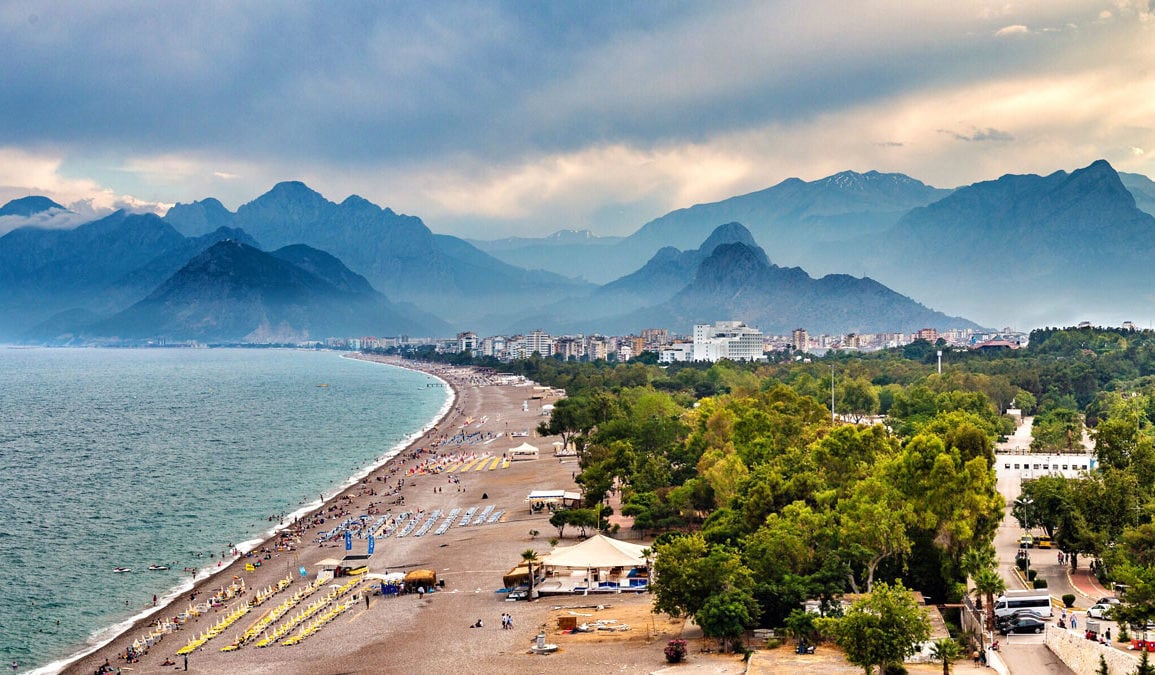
[993,590,1053,618]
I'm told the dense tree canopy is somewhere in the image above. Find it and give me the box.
[390,326,1155,639]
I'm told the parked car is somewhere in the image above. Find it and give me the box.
[1096,597,1122,606]
[997,609,1046,627]
[1088,603,1115,620]
[1001,617,1046,634]
[1019,534,1034,549]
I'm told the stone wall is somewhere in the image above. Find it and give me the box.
[1044,624,1139,674]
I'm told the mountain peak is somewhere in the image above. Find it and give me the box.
[0,196,66,217]
[697,222,757,254]
[818,169,931,191]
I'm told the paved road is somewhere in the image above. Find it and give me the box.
[993,419,1078,675]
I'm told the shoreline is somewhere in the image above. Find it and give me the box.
[52,353,461,675]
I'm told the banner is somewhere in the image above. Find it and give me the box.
[368,534,376,555]
[345,530,352,551]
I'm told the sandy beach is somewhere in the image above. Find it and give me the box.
[61,355,710,675]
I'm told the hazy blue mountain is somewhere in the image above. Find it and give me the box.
[865,160,1155,328]
[605,241,977,336]
[164,197,235,236]
[0,211,188,336]
[180,182,593,327]
[506,222,759,332]
[0,196,65,217]
[470,228,623,252]
[74,241,447,343]
[508,223,974,335]
[478,170,950,283]
[1121,172,1155,217]
[102,226,263,311]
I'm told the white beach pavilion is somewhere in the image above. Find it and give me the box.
[535,534,652,594]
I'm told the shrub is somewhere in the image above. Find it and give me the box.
[1119,625,1131,642]
[1062,594,1076,608]
[883,665,908,675]
[1016,558,1029,571]
[1027,569,1038,581]
[665,639,688,663]
[1033,579,1048,589]
[765,637,783,649]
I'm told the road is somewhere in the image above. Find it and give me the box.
[992,418,1078,675]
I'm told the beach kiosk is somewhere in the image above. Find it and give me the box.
[526,489,581,513]
[509,442,540,461]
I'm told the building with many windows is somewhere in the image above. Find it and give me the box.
[692,321,765,362]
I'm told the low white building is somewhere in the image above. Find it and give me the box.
[658,343,695,363]
[995,453,1095,480]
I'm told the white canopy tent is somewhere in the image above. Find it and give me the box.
[542,534,650,569]
[536,535,652,594]
[508,441,539,460]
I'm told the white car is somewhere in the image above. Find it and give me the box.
[1088,603,1115,620]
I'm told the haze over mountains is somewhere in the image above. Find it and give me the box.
[0,159,1151,344]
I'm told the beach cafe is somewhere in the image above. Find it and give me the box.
[526,489,581,513]
[531,534,652,595]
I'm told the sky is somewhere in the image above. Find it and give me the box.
[1,1,1153,239]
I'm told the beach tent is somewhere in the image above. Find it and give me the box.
[541,534,650,570]
[366,572,406,582]
[403,569,437,587]
[509,442,539,460]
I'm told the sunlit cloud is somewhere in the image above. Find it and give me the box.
[996,24,1031,36]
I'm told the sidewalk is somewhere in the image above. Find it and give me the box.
[1067,567,1112,602]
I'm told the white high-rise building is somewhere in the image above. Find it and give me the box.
[692,321,765,362]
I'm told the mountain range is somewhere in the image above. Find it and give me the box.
[1,158,1152,343]
[478,160,1155,329]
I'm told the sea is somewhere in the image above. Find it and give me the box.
[0,347,451,674]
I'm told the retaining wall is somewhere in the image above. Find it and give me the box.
[1044,624,1139,675]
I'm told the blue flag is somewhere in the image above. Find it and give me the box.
[345,530,352,551]
[368,534,376,555]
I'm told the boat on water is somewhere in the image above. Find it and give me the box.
[113,567,132,573]
[317,383,330,387]
[148,564,169,571]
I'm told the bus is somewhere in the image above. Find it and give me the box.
[993,590,1053,618]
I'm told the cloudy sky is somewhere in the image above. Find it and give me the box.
[1,1,1152,238]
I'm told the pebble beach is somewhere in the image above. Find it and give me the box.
[60,355,693,675]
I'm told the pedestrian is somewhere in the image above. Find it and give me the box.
[1107,627,1112,641]
[1071,614,1077,630]
[972,649,980,665]
[365,593,370,609]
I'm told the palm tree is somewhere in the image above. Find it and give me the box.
[930,638,962,675]
[972,567,1006,630]
[522,549,539,600]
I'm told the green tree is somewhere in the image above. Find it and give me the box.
[929,638,962,675]
[971,567,1006,630]
[838,377,880,423]
[695,588,761,652]
[821,581,931,675]
[837,475,914,593]
[652,533,754,619]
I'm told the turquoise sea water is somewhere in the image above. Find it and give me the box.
[0,348,449,674]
